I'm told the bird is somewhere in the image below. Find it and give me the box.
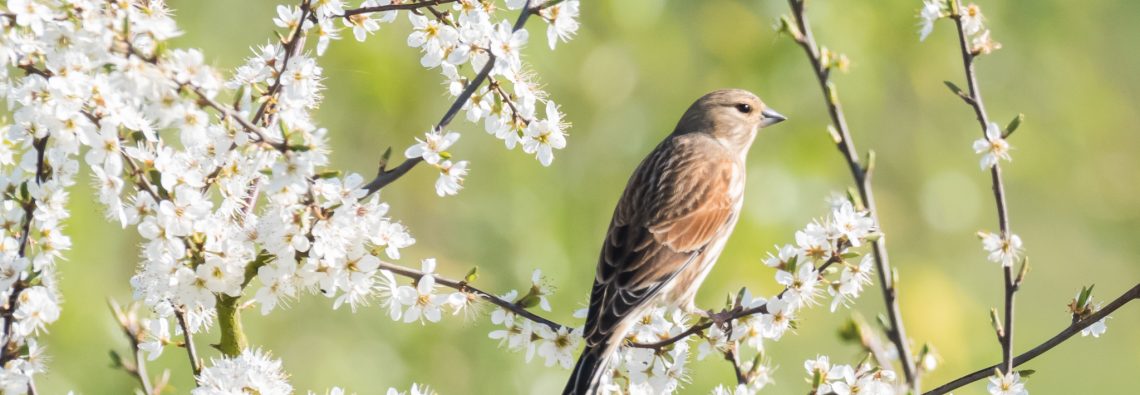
[563,89,786,395]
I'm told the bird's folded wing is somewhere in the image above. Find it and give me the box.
[583,140,737,346]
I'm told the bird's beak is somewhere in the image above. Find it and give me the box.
[760,108,787,127]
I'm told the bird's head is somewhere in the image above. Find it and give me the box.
[673,88,786,153]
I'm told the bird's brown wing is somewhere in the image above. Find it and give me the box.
[583,136,738,348]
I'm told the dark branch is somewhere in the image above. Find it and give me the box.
[948,0,1016,374]
[363,1,538,196]
[630,259,838,350]
[925,283,1140,395]
[342,0,460,18]
[785,0,918,388]
[377,261,565,331]
[174,307,203,376]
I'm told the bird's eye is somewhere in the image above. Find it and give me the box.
[735,103,752,114]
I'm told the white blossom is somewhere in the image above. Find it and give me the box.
[979,231,1023,267]
[973,122,1012,169]
[987,371,1028,395]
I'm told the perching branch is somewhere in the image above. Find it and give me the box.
[630,258,839,350]
[342,0,460,18]
[925,283,1139,395]
[947,0,1017,374]
[377,260,565,331]
[784,0,918,388]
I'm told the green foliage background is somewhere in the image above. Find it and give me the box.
[37,0,1140,393]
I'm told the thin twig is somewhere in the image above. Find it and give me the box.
[251,0,312,128]
[784,0,918,388]
[341,0,459,18]
[174,307,203,376]
[377,261,564,331]
[109,300,156,395]
[725,344,748,386]
[948,0,1016,374]
[925,283,1140,395]
[362,0,539,196]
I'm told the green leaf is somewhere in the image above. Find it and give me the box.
[109,350,124,368]
[1017,369,1037,378]
[1077,284,1095,310]
[464,266,479,283]
[943,81,964,96]
[315,170,342,179]
[1004,113,1025,138]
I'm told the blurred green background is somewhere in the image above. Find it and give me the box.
[39,0,1140,394]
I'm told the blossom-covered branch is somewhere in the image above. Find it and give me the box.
[780,0,919,389]
[943,0,1022,383]
[0,0,581,392]
[605,200,886,393]
[925,283,1139,395]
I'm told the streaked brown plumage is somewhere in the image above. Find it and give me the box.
[564,89,786,395]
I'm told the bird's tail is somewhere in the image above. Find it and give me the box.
[562,343,613,395]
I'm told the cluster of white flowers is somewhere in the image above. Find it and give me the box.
[195,349,437,395]
[0,0,578,391]
[601,307,693,394]
[918,1,1001,52]
[764,201,878,312]
[487,269,581,368]
[193,348,293,395]
[804,355,898,395]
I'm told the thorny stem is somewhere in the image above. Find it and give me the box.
[949,0,1016,375]
[925,283,1140,395]
[785,0,918,389]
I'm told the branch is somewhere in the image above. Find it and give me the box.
[948,0,1017,374]
[725,343,748,386]
[251,0,312,128]
[630,259,838,350]
[377,260,565,331]
[174,307,203,376]
[341,0,459,18]
[784,0,918,388]
[362,0,539,196]
[109,300,158,395]
[925,283,1140,395]
[0,135,49,364]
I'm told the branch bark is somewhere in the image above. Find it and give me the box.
[377,260,564,331]
[925,283,1139,395]
[784,0,918,389]
[175,307,203,376]
[362,0,540,196]
[948,0,1017,375]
